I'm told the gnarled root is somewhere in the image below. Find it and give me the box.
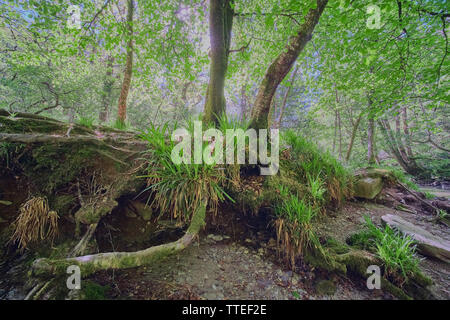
[32,201,206,278]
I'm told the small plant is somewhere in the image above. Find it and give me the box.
[362,216,420,283]
[308,173,326,207]
[139,123,233,222]
[9,197,59,251]
[424,191,435,200]
[77,116,95,128]
[112,119,129,130]
[274,194,320,267]
[377,165,419,191]
[437,209,447,220]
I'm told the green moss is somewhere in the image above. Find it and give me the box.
[335,249,379,275]
[80,280,109,300]
[187,202,206,234]
[51,195,76,216]
[315,279,336,296]
[0,116,63,134]
[325,238,350,254]
[304,246,347,274]
[22,143,94,194]
[346,230,374,250]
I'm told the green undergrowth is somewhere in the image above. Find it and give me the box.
[138,123,354,271]
[77,116,95,129]
[80,280,110,300]
[138,121,234,224]
[348,216,423,284]
[262,130,353,269]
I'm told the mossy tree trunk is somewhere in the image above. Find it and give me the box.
[99,56,115,123]
[249,0,328,130]
[117,0,134,126]
[203,0,234,126]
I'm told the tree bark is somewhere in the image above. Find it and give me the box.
[99,56,114,123]
[203,0,234,125]
[249,0,328,129]
[275,65,299,128]
[401,106,414,157]
[345,110,363,162]
[116,0,134,125]
[378,118,427,177]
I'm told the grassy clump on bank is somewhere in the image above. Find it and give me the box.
[265,130,353,268]
[139,122,233,223]
[348,216,422,285]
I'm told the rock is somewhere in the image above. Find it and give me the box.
[365,168,393,179]
[354,177,383,199]
[381,214,450,263]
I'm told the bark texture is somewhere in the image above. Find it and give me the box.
[117,0,134,125]
[249,0,328,129]
[203,0,234,125]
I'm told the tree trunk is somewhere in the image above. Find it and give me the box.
[332,110,337,153]
[378,118,427,177]
[345,110,363,162]
[367,93,377,165]
[116,0,134,125]
[99,56,114,123]
[203,0,234,125]
[338,109,342,160]
[402,106,414,157]
[275,65,299,129]
[367,117,376,164]
[249,0,328,129]
[239,81,249,121]
[395,111,408,162]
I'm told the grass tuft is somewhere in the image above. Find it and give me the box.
[9,197,59,251]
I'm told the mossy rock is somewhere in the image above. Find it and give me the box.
[354,177,383,200]
[304,246,347,274]
[315,279,336,296]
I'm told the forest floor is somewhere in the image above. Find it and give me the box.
[1,192,449,300]
[87,201,449,300]
[90,234,392,300]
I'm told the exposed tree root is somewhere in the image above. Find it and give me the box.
[69,223,98,257]
[31,201,206,278]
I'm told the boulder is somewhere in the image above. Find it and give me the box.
[354,177,383,199]
[381,214,450,264]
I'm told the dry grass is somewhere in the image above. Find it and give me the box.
[9,197,59,251]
